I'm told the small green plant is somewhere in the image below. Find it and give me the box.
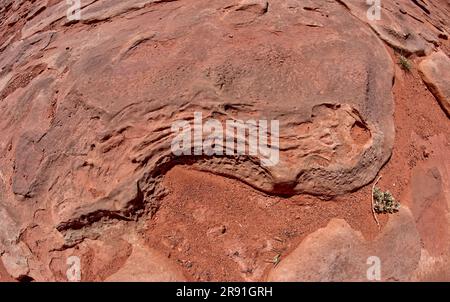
[266,248,282,267]
[398,55,412,72]
[373,187,400,214]
[271,254,281,267]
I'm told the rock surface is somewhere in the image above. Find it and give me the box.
[268,207,421,281]
[419,51,450,117]
[340,0,449,56]
[105,238,186,282]
[0,0,449,281]
[407,134,450,281]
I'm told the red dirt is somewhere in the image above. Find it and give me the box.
[143,166,385,281]
[379,47,450,205]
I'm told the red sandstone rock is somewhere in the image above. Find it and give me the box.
[106,242,186,282]
[419,51,450,117]
[267,207,421,281]
[0,0,448,281]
